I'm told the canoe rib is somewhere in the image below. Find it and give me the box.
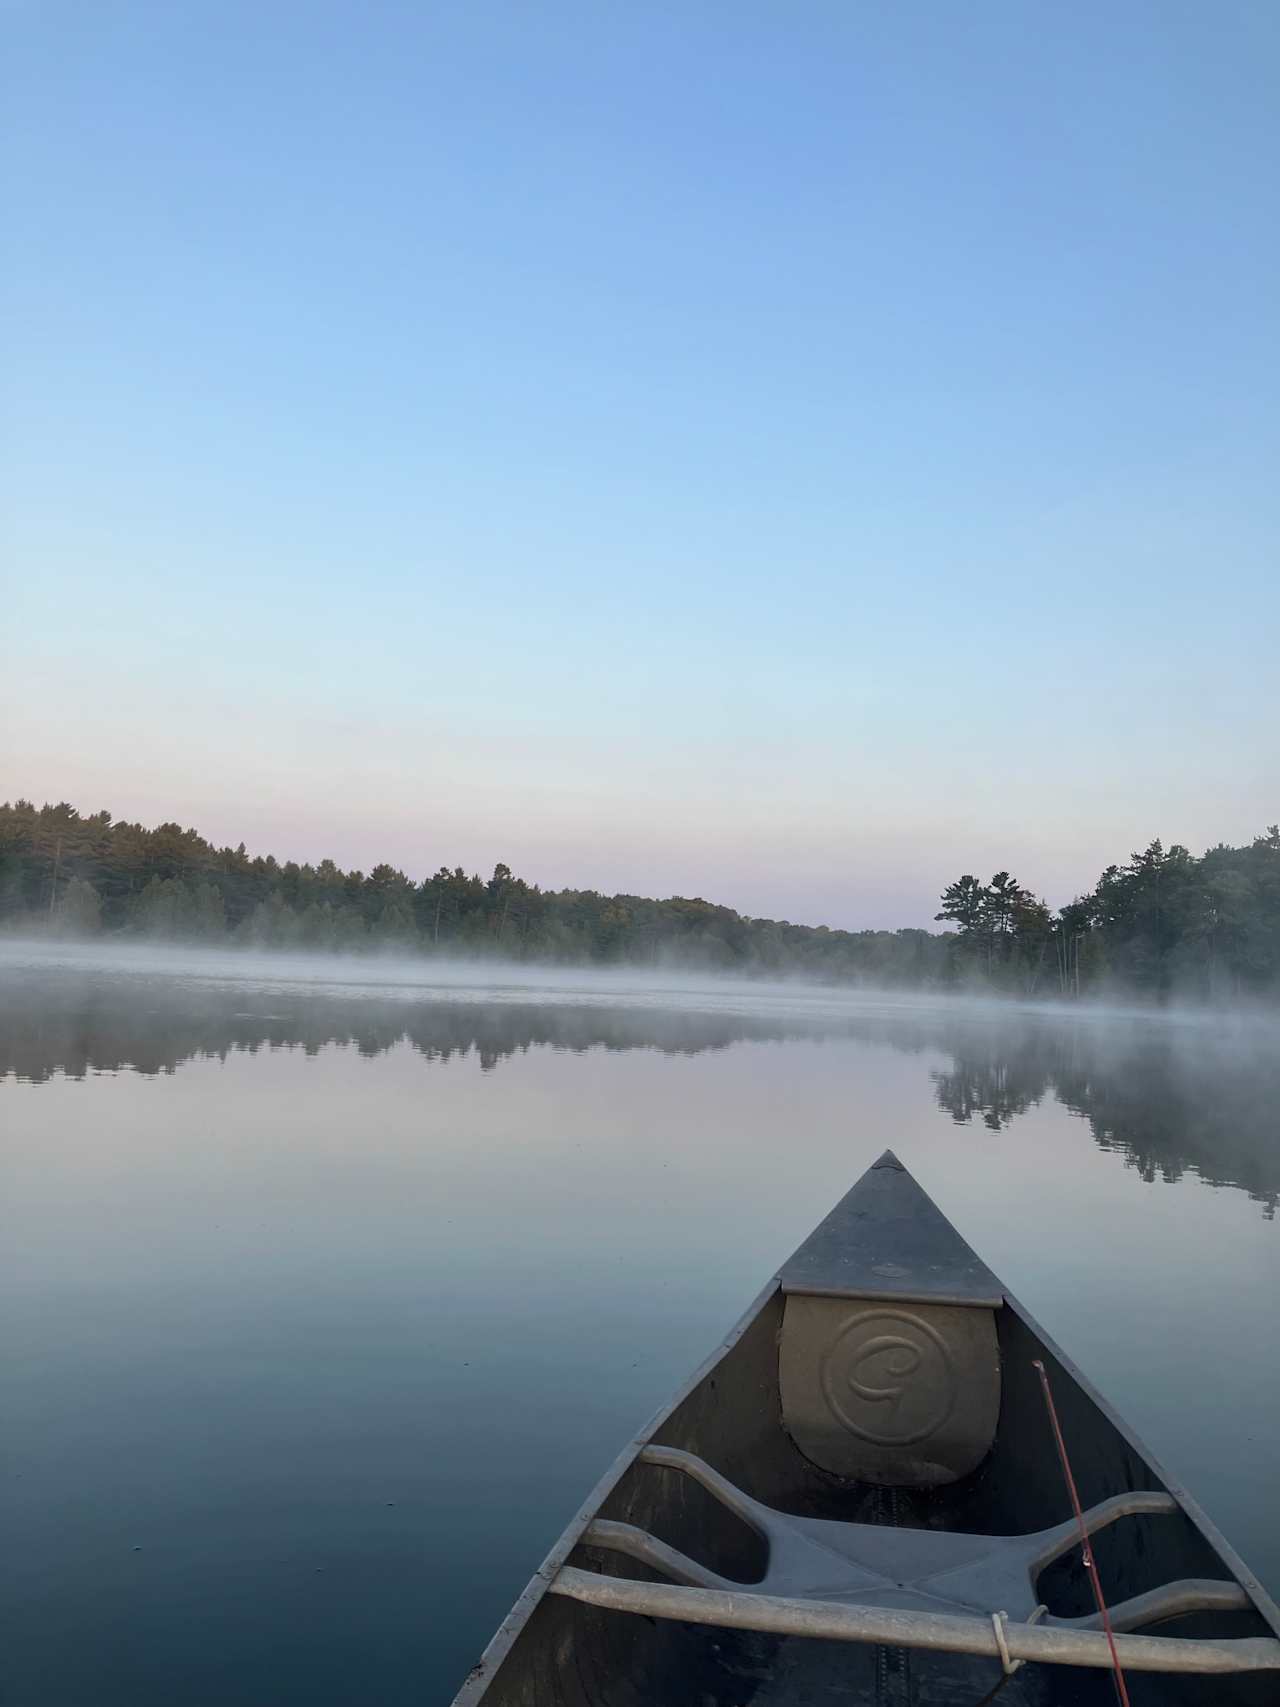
[550,1568,1280,1676]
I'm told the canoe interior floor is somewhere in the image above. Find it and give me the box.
[744,1637,1063,1707]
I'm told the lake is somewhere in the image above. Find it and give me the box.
[2,944,1277,1706]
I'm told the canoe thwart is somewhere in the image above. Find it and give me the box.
[550,1568,1280,1676]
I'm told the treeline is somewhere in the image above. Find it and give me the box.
[1,799,1277,998]
[0,800,942,984]
[935,832,1280,998]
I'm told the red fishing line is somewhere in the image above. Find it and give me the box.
[1032,1359,1132,1707]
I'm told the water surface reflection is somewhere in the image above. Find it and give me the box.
[2,955,1277,1706]
[5,962,1276,1215]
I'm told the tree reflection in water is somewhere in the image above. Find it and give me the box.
[4,963,1276,1218]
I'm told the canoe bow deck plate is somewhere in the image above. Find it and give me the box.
[777,1151,1003,1307]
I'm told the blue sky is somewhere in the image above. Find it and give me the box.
[4,2,1277,927]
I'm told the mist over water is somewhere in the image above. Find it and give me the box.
[3,941,1277,1705]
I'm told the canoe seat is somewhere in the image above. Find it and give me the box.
[775,1155,1006,1487]
[556,1445,1265,1674]
[778,1294,1000,1486]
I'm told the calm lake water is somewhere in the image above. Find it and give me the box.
[2,944,1278,1706]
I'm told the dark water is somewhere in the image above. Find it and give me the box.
[2,945,1278,1706]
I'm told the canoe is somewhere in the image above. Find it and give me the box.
[451,1152,1280,1706]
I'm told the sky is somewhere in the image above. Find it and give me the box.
[3,2,1277,930]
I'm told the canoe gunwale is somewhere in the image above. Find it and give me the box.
[548,1566,1280,1676]
[449,1274,783,1707]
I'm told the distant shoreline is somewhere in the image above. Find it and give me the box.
[3,800,1278,1004]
